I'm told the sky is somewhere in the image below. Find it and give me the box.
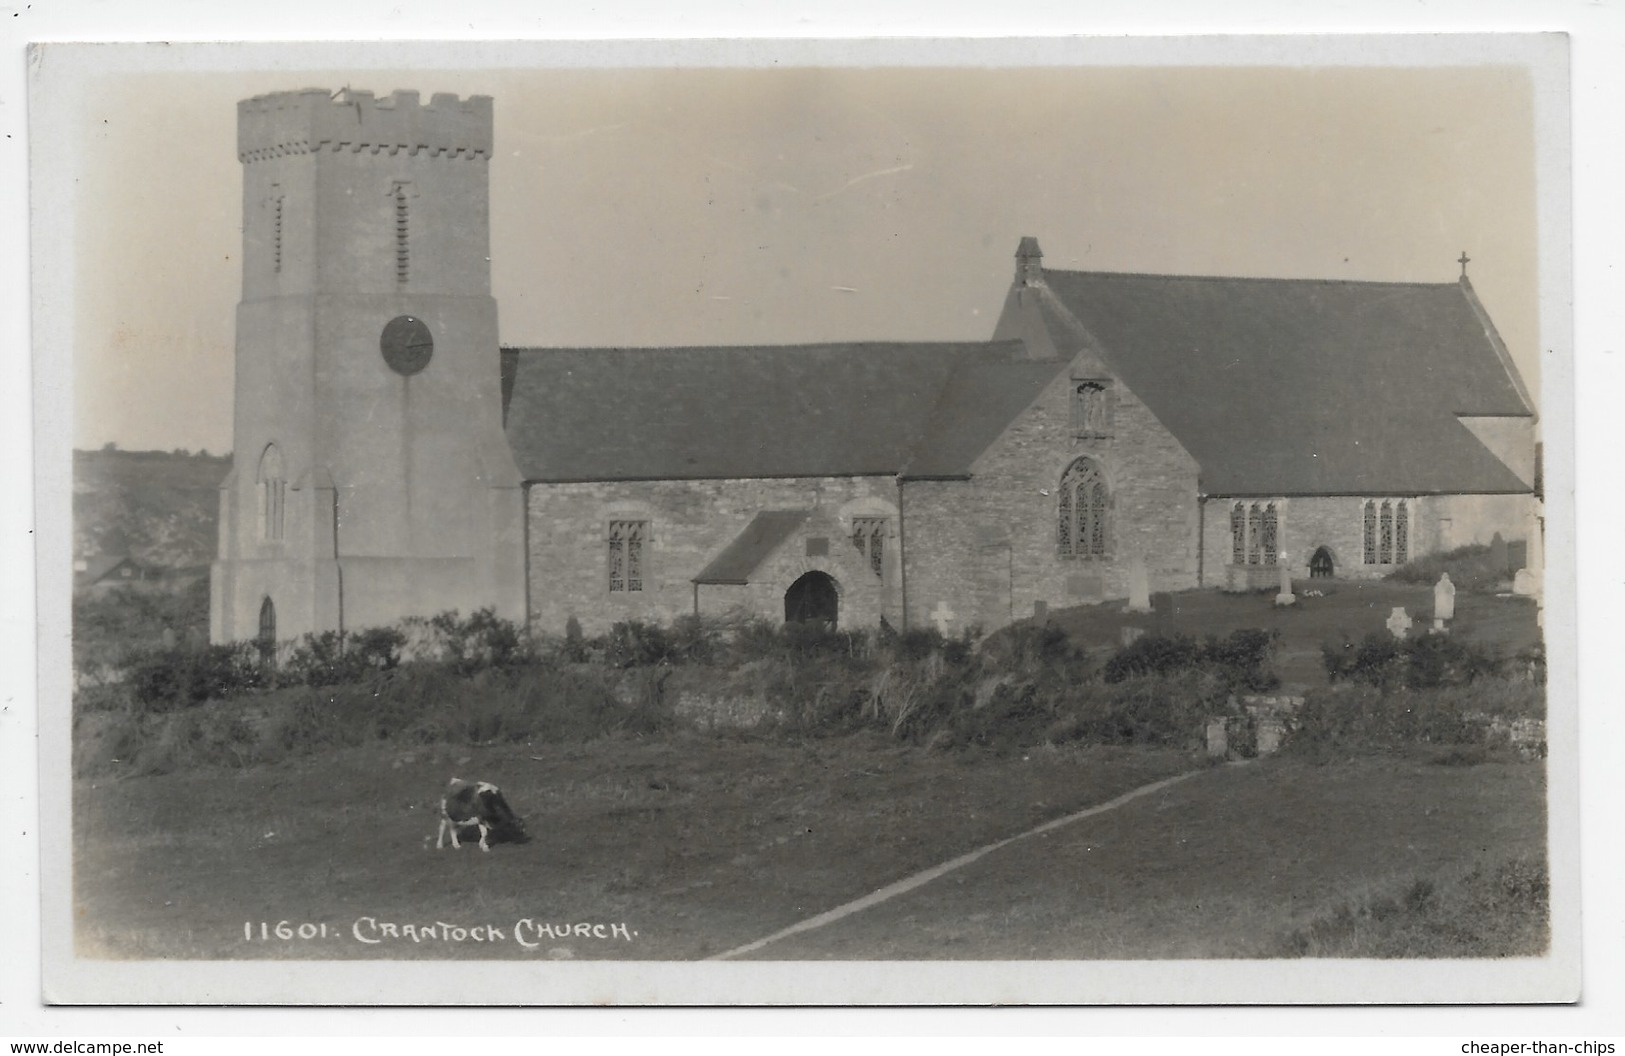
[65,60,1541,454]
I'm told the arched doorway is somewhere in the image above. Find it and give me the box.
[1310,546,1335,579]
[784,571,839,627]
[257,596,277,663]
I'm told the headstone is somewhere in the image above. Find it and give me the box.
[930,600,956,635]
[1120,625,1146,647]
[1274,563,1296,607]
[1032,600,1048,623]
[1386,606,1413,640]
[1256,717,1285,756]
[1513,568,1538,596]
[1434,572,1456,621]
[161,627,177,650]
[1206,719,1228,760]
[1489,532,1509,575]
[1126,554,1151,613]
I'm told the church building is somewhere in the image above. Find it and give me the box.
[210,89,1538,645]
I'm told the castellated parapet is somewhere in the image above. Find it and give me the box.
[238,88,493,163]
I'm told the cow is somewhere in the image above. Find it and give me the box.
[437,777,527,851]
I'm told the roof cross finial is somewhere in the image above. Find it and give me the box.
[1458,250,1471,279]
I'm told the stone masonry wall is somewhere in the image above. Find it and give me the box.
[1198,493,1535,583]
[526,476,900,634]
[902,365,1201,635]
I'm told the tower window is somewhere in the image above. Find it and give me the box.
[608,520,647,593]
[257,443,286,542]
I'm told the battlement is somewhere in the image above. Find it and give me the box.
[238,88,493,163]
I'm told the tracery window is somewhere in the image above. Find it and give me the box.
[1058,458,1110,560]
[608,520,647,592]
[850,516,886,578]
[1071,380,1113,437]
[1362,499,1411,565]
[1229,500,1283,566]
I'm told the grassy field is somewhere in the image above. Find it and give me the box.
[72,732,1545,961]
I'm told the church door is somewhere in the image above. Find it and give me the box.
[257,596,277,664]
[784,571,839,628]
[1310,547,1335,579]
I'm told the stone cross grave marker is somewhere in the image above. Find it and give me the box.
[1434,572,1456,631]
[930,600,956,636]
[1275,562,1296,607]
[1126,553,1151,613]
[1386,606,1413,640]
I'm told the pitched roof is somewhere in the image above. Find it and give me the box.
[502,341,1025,482]
[1036,269,1534,496]
[900,359,1069,478]
[692,510,812,585]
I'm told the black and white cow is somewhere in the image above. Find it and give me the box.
[437,777,527,851]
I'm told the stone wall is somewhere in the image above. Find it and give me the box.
[901,363,1201,635]
[525,476,900,634]
[1198,493,1535,583]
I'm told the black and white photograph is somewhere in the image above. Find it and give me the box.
[27,32,1578,1007]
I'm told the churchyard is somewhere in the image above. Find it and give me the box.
[70,566,1547,961]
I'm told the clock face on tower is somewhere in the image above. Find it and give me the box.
[380,315,434,376]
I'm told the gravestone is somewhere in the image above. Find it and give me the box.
[1206,719,1229,760]
[1126,554,1151,613]
[1433,572,1456,631]
[1033,600,1048,623]
[1513,568,1538,596]
[1489,532,1509,576]
[930,600,956,636]
[1256,717,1285,756]
[1274,563,1296,607]
[1120,625,1146,647]
[1386,606,1413,640]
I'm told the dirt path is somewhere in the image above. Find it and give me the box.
[732,755,1547,959]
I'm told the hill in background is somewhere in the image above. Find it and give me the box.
[74,448,230,572]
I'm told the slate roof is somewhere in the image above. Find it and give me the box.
[692,510,812,585]
[1036,269,1534,496]
[502,341,1028,482]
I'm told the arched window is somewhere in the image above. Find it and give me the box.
[607,520,647,592]
[1058,458,1110,560]
[257,444,286,542]
[1362,499,1411,565]
[257,596,276,663]
[1229,500,1285,566]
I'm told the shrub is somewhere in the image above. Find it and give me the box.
[1322,632,1503,690]
[126,642,266,711]
[1103,629,1278,691]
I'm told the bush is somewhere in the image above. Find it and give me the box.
[1103,629,1278,691]
[1322,632,1503,690]
[126,642,266,711]
[1288,679,1542,757]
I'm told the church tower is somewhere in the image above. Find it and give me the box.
[210,88,526,644]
